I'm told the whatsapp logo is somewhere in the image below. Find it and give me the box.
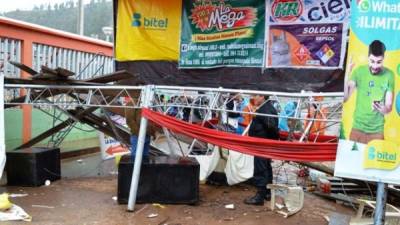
[358,0,370,13]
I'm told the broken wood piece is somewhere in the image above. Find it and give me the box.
[32,73,63,80]
[83,70,133,83]
[351,199,400,225]
[9,61,38,75]
[40,65,58,75]
[55,67,75,77]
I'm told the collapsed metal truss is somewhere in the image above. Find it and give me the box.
[3,83,344,141]
[3,82,344,161]
[3,76,345,211]
[4,84,143,109]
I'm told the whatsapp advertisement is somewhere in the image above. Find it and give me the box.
[334,0,400,184]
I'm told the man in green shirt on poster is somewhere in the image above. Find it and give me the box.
[344,40,395,144]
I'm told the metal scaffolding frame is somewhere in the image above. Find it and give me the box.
[2,82,345,211]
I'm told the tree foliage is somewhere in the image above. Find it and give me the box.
[4,0,113,41]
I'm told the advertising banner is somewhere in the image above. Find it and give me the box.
[99,114,130,160]
[267,23,344,67]
[265,0,349,69]
[115,0,182,61]
[179,0,265,68]
[334,0,400,184]
[267,0,350,24]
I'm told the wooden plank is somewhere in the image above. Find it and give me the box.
[55,67,75,77]
[83,70,133,83]
[40,65,58,75]
[9,61,38,75]
[32,73,61,80]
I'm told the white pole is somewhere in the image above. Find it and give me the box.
[0,73,6,179]
[127,85,153,211]
[77,0,84,35]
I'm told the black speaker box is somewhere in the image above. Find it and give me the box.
[118,155,199,204]
[6,147,61,186]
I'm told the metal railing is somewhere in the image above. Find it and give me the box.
[32,43,113,80]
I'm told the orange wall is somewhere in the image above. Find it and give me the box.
[0,16,113,143]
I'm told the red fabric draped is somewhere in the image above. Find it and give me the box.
[142,108,338,162]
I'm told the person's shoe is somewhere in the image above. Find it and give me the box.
[244,192,265,206]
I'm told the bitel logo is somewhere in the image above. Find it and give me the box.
[368,146,376,160]
[131,12,168,29]
[358,0,370,13]
[132,13,141,27]
[271,0,303,22]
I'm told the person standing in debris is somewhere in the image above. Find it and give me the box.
[344,40,394,144]
[244,94,279,206]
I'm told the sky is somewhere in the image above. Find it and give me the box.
[0,0,91,13]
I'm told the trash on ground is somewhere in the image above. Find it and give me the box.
[0,204,32,222]
[32,204,55,209]
[9,193,29,198]
[147,213,158,218]
[0,193,12,211]
[225,204,235,209]
[152,203,165,209]
[45,180,51,186]
[223,217,234,221]
[0,194,31,222]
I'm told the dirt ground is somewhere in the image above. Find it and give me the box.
[0,154,356,225]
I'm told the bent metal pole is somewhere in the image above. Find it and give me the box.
[127,85,153,211]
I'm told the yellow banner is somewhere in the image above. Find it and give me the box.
[115,0,181,61]
[363,140,400,170]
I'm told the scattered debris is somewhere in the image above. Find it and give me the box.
[350,199,400,225]
[313,192,359,206]
[147,213,158,218]
[112,196,118,201]
[275,203,285,210]
[45,180,51,186]
[0,194,12,211]
[134,204,148,215]
[109,171,118,175]
[224,204,235,210]
[157,216,170,225]
[0,204,32,222]
[309,169,327,182]
[32,204,55,209]
[326,212,351,225]
[152,203,166,209]
[8,193,28,198]
[77,159,83,163]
